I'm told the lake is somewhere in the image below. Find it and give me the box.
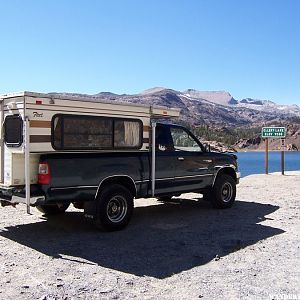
[235,151,300,177]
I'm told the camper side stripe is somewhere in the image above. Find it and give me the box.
[30,135,51,143]
[30,120,51,128]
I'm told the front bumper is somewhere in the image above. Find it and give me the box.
[0,185,45,206]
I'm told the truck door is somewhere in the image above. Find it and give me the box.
[154,124,176,195]
[169,125,214,193]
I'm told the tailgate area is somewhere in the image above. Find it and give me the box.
[0,185,45,206]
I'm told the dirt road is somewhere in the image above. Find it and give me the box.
[0,172,299,300]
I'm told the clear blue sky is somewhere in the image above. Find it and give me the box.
[1,0,300,104]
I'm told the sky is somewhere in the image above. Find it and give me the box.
[0,0,300,105]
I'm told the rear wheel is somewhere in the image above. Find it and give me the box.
[36,202,70,215]
[209,174,236,208]
[94,184,134,231]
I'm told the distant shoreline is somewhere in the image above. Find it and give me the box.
[235,149,299,153]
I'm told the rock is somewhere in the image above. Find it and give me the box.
[214,255,221,261]
[287,143,298,151]
[99,288,113,294]
[234,136,262,150]
[203,140,237,153]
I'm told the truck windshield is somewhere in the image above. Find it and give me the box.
[4,115,23,147]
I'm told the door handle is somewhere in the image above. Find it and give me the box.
[177,157,185,161]
[203,159,212,163]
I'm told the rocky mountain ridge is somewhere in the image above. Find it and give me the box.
[99,87,300,126]
[51,87,300,124]
[234,124,300,151]
[50,87,300,151]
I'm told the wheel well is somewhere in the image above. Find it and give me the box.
[214,167,237,184]
[96,176,137,199]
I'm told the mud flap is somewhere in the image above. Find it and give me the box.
[83,200,97,220]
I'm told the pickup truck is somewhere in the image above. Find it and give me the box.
[0,92,240,231]
[33,123,239,231]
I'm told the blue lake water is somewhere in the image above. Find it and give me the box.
[235,152,300,177]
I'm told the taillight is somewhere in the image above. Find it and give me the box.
[38,162,51,184]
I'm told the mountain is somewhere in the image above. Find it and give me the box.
[50,87,300,126]
[237,98,300,118]
[139,87,176,95]
[50,87,300,125]
[234,124,300,151]
[183,89,238,106]
[240,98,265,105]
[49,87,300,150]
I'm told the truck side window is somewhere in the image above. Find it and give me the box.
[170,127,202,152]
[155,126,173,151]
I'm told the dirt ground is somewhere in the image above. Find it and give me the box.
[0,171,299,300]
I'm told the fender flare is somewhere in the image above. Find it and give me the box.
[95,175,137,200]
[212,165,237,187]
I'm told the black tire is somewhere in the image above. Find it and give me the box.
[157,196,173,202]
[94,184,134,231]
[36,202,70,215]
[211,174,236,209]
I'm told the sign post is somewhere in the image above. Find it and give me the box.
[281,138,285,175]
[265,138,269,174]
[261,127,286,175]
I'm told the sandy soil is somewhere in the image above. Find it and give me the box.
[0,171,299,300]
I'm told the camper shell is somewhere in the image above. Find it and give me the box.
[0,92,179,204]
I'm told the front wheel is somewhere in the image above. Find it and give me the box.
[36,202,70,215]
[210,174,236,208]
[94,184,134,231]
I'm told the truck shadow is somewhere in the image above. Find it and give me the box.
[0,198,283,279]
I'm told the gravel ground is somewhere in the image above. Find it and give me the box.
[0,171,299,300]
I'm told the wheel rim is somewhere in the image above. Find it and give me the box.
[106,195,128,223]
[221,182,233,203]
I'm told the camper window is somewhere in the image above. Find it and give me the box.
[4,115,23,147]
[114,120,141,148]
[52,114,142,150]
